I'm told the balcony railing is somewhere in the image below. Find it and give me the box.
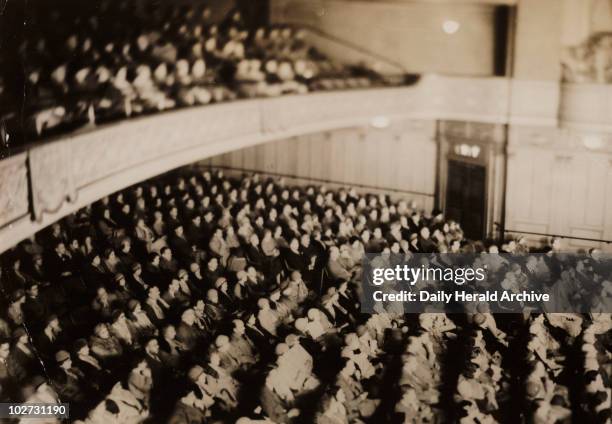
[2,75,601,253]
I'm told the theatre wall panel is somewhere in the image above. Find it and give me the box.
[209,119,438,212]
[506,127,612,251]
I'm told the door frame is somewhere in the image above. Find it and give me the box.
[436,120,507,240]
[445,159,488,240]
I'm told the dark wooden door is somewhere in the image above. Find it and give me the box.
[445,160,486,240]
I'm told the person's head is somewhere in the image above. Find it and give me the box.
[96,286,108,299]
[214,228,223,239]
[73,339,88,356]
[215,334,230,350]
[113,309,125,322]
[182,309,196,326]
[420,226,430,240]
[0,341,10,359]
[307,308,319,321]
[476,302,490,314]
[210,351,221,367]
[361,230,371,243]
[163,325,176,340]
[329,246,340,260]
[207,257,218,271]
[55,350,72,369]
[258,298,270,310]
[450,239,461,252]
[233,319,245,335]
[133,358,150,375]
[55,242,66,255]
[178,268,189,281]
[161,247,172,261]
[95,324,110,339]
[104,248,115,261]
[129,299,141,313]
[120,238,131,253]
[174,225,184,237]
[169,279,181,293]
[114,273,126,287]
[132,263,142,276]
[145,338,159,356]
[215,277,228,293]
[136,218,145,228]
[207,289,218,303]
[274,226,282,238]
[290,238,299,251]
[344,333,359,349]
[146,285,159,300]
[47,315,60,331]
[26,282,39,298]
[373,227,382,240]
[290,270,302,283]
[150,253,160,266]
[69,238,80,251]
[13,327,28,344]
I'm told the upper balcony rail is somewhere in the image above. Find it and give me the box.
[0,75,606,254]
[0,75,514,253]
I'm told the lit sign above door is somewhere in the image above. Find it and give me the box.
[453,143,481,159]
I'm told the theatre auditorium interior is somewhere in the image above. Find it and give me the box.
[1,0,612,423]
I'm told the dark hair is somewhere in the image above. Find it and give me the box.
[550,395,565,406]
[105,399,120,414]
[177,382,203,399]
[585,370,599,384]
[49,368,67,385]
[596,409,611,423]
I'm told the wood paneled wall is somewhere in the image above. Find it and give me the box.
[506,127,612,251]
[207,121,612,252]
[204,119,438,212]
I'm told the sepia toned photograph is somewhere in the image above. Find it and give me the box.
[0,0,610,422]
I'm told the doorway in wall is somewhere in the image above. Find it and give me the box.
[445,159,486,240]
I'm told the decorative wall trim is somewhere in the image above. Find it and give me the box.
[560,83,612,131]
[509,125,612,155]
[509,79,560,126]
[29,141,77,222]
[0,152,29,227]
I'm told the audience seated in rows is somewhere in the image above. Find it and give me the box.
[0,168,610,423]
[0,1,393,147]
